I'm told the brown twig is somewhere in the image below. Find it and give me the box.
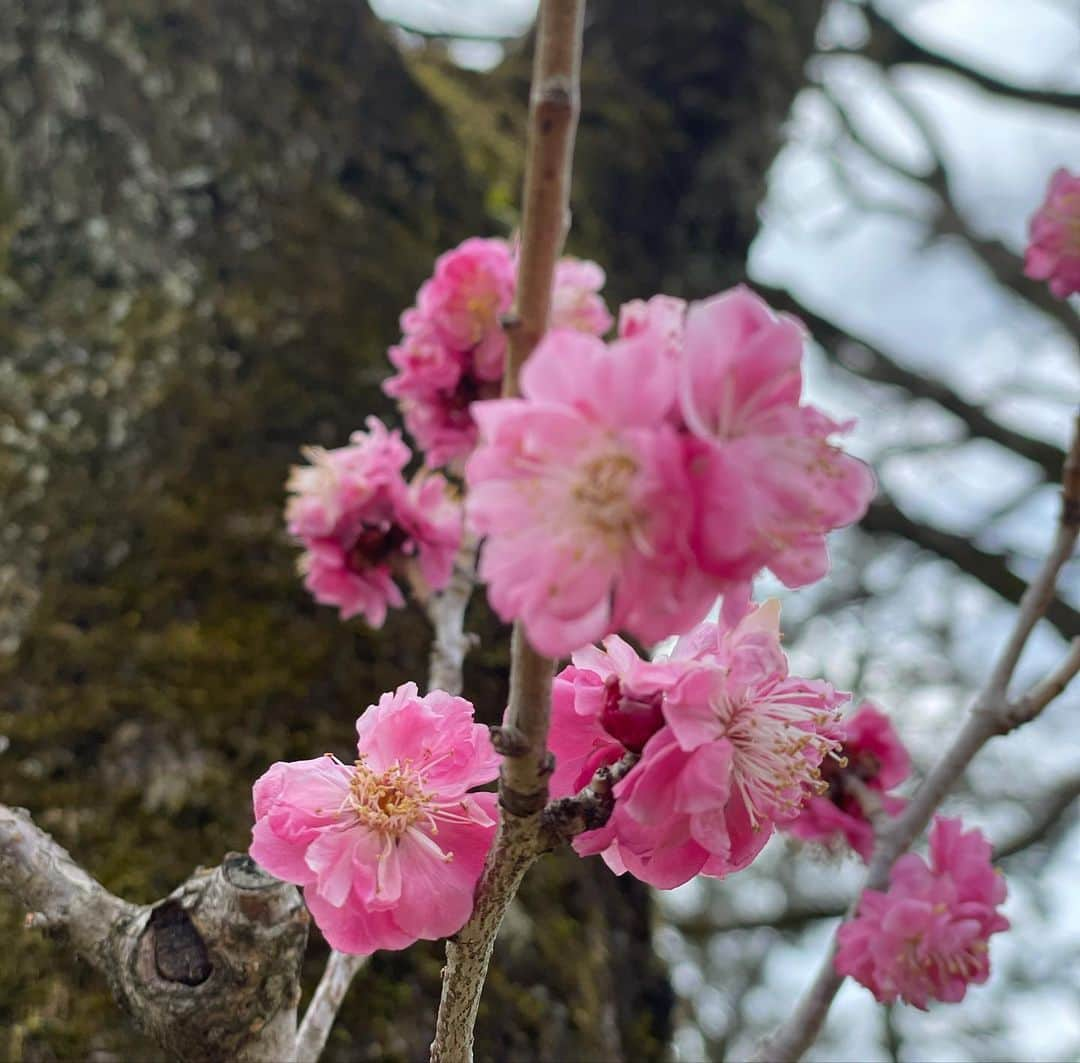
[753,415,1080,1062]
[429,4,585,1061]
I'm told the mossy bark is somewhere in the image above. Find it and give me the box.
[0,2,822,1058]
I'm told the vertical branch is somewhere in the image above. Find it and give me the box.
[753,416,1080,1062]
[497,0,585,813]
[430,4,585,1061]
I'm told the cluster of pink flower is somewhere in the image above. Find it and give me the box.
[785,701,910,861]
[284,417,462,626]
[837,817,1010,1008]
[383,238,612,468]
[1024,167,1080,299]
[466,286,875,655]
[549,596,847,887]
[259,237,1012,1007]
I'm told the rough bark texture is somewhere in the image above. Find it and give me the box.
[0,1,824,1058]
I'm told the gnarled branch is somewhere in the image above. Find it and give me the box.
[0,814,308,1063]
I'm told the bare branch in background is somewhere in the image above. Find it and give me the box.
[761,285,1068,481]
[858,2,1080,113]
[753,416,1080,1061]
[992,774,1080,861]
[426,538,480,696]
[862,497,1080,640]
[818,63,1079,338]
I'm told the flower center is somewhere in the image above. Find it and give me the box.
[571,450,641,541]
[821,747,880,807]
[716,691,841,827]
[348,522,409,572]
[441,372,500,424]
[465,290,500,338]
[899,935,986,983]
[599,676,665,753]
[1051,194,1080,253]
[347,758,430,838]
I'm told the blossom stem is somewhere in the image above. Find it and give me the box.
[753,414,1080,1063]
[430,4,585,1061]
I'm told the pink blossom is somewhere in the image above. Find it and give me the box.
[786,702,910,860]
[836,817,1009,1008]
[285,417,462,626]
[551,257,614,335]
[417,237,516,378]
[466,283,872,655]
[679,286,875,589]
[250,683,499,955]
[465,327,713,656]
[1024,168,1080,299]
[617,294,686,356]
[384,239,611,468]
[548,635,691,800]
[551,599,847,888]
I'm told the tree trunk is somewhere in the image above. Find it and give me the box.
[0,2,823,1058]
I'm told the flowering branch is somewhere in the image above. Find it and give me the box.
[753,413,1080,1062]
[430,3,585,1060]
[293,537,481,1061]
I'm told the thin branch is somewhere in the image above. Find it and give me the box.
[540,752,640,845]
[861,495,1080,639]
[878,79,1078,333]
[1009,637,1080,725]
[294,952,369,1063]
[992,775,1080,861]
[760,284,1068,482]
[429,4,585,1060]
[674,900,849,938]
[753,415,1080,1062]
[813,65,1078,335]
